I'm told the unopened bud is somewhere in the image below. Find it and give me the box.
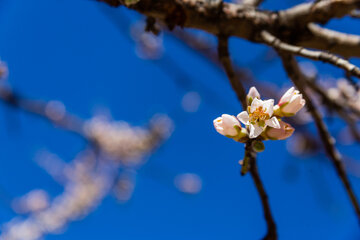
[252,140,265,152]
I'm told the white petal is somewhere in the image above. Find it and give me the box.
[213,117,222,124]
[248,87,260,99]
[249,124,263,138]
[213,117,225,135]
[265,117,280,129]
[222,114,240,127]
[237,111,250,125]
[262,99,274,116]
[282,95,305,114]
[289,94,301,104]
[279,87,294,105]
[250,98,263,113]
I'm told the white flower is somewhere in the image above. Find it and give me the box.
[237,98,280,138]
[213,114,241,137]
[277,87,306,116]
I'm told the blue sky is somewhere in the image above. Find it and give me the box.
[0,0,360,239]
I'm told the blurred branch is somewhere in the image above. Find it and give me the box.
[0,87,85,137]
[217,35,277,239]
[303,77,360,141]
[248,142,277,240]
[279,52,360,223]
[217,35,247,109]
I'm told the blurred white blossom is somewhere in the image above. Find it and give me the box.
[174,173,202,194]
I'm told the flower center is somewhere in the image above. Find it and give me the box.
[249,106,269,124]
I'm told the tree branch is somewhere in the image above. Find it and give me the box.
[304,78,360,142]
[278,0,360,27]
[0,87,85,137]
[217,35,277,239]
[260,30,360,79]
[247,142,277,240]
[217,35,247,109]
[301,23,360,58]
[278,52,360,223]
[98,0,360,58]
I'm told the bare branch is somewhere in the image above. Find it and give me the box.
[0,87,85,137]
[260,30,360,79]
[278,0,360,27]
[248,145,277,240]
[301,23,360,58]
[217,35,277,239]
[304,78,360,141]
[98,0,360,58]
[217,35,247,109]
[279,52,360,223]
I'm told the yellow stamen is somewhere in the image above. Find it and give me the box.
[249,106,270,124]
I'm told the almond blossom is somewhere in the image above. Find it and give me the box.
[237,98,280,139]
[213,86,305,141]
[213,114,241,137]
[275,87,305,116]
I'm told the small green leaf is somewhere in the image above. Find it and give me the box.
[252,140,265,152]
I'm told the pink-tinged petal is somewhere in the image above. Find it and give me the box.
[237,111,250,125]
[215,127,225,135]
[262,99,274,116]
[282,95,305,114]
[249,124,263,138]
[265,117,280,129]
[265,121,294,140]
[290,94,302,106]
[250,98,263,113]
[248,87,260,99]
[279,87,294,105]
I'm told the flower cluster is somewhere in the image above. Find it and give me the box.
[327,78,360,112]
[213,87,305,141]
[84,115,172,165]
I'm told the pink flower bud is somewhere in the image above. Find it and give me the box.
[278,87,305,116]
[213,114,241,137]
[264,121,294,140]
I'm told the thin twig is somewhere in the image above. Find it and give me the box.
[217,35,247,109]
[0,87,85,137]
[217,35,277,239]
[247,142,277,240]
[278,52,360,223]
[303,78,360,141]
[260,30,360,79]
